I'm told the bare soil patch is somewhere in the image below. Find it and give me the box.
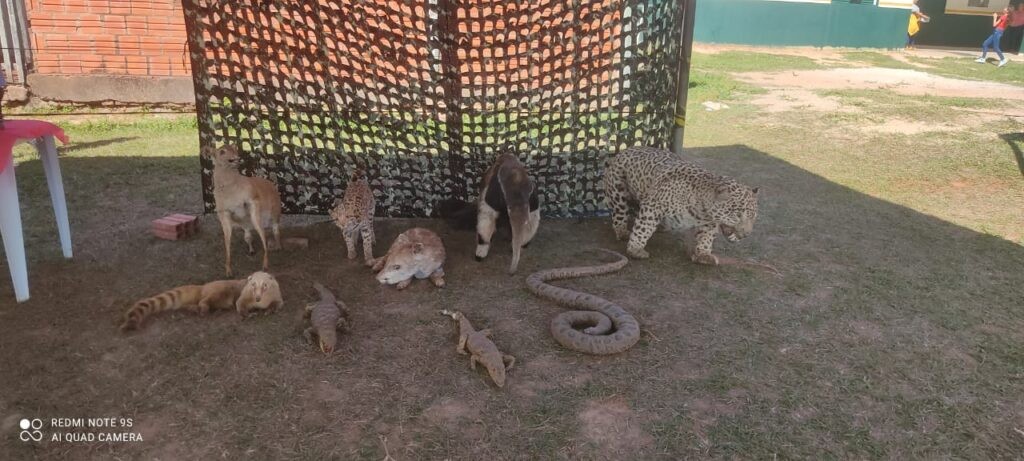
[749,89,859,113]
[578,397,654,458]
[736,67,1024,100]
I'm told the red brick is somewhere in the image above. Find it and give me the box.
[102,15,126,29]
[152,229,181,241]
[60,63,82,74]
[39,0,64,10]
[43,34,67,48]
[46,24,78,33]
[81,61,106,73]
[102,55,125,68]
[149,22,185,33]
[73,12,102,22]
[116,35,140,51]
[151,217,179,232]
[34,63,61,73]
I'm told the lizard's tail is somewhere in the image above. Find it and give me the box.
[312,282,336,303]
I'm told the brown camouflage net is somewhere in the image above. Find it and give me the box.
[183,0,687,217]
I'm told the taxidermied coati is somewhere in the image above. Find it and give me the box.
[120,272,282,331]
[475,154,540,274]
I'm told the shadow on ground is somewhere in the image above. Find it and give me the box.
[0,145,1022,459]
[59,136,140,153]
[1001,132,1024,177]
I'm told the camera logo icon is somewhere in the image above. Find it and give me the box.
[19,418,43,442]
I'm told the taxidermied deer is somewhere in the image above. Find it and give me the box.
[203,145,282,276]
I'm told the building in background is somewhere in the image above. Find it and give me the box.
[693,0,912,49]
[2,0,192,104]
[694,0,1023,52]
[0,0,1020,106]
[914,0,1023,52]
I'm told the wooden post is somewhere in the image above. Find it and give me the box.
[672,0,697,154]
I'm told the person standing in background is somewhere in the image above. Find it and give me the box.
[906,0,930,50]
[976,6,1011,67]
[1004,2,1024,56]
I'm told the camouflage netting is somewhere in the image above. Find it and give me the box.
[183,0,688,217]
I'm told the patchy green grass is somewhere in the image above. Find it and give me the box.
[820,89,1010,122]
[842,51,917,69]
[695,51,824,73]
[687,70,764,105]
[8,116,201,251]
[686,51,808,105]
[908,56,1024,87]
[1,48,1023,459]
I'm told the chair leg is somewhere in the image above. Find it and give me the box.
[39,136,72,259]
[0,165,29,302]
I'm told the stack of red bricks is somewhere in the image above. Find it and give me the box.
[26,0,189,76]
[151,214,199,240]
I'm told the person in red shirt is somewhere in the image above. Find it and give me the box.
[976,7,1011,67]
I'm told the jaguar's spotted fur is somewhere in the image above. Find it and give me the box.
[603,147,759,265]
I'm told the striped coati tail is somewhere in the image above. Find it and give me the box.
[120,287,197,332]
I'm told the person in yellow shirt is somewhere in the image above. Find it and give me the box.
[907,0,930,50]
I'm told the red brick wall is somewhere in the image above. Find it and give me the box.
[26,0,190,77]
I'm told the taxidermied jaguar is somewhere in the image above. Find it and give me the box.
[603,146,759,265]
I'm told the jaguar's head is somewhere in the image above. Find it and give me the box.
[716,185,759,243]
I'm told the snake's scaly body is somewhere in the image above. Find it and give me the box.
[525,249,640,355]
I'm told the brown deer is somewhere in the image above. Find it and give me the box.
[202,145,282,276]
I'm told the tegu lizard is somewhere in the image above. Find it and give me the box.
[440,310,515,388]
[303,282,351,354]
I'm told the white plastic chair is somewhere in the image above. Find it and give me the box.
[1,135,72,302]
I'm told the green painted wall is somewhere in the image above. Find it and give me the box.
[694,0,914,49]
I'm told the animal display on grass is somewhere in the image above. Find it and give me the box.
[329,169,377,267]
[303,282,352,354]
[203,144,283,276]
[373,227,447,290]
[440,310,515,388]
[525,249,640,355]
[120,271,283,331]
[604,146,761,266]
[474,153,540,274]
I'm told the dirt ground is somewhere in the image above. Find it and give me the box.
[2,46,1024,459]
[737,67,1024,101]
[1,142,1023,459]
